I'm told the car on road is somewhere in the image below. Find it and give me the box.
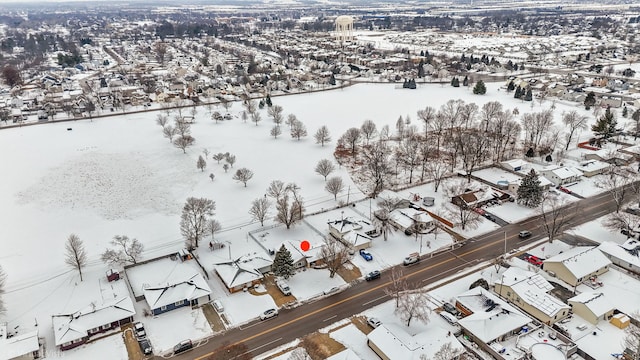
[323,286,340,295]
[133,322,146,339]
[625,207,640,216]
[365,270,381,281]
[260,308,279,320]
[518,230,532,239]
[526,255,543,266]
[403,252,420,266]
[367,317,382,328]
[138,338,153,355]
[359,249,373,261]
[173,339,193,355]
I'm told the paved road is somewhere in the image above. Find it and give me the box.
[166,188,620,360]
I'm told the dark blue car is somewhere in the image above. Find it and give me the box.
[359,249,373,261]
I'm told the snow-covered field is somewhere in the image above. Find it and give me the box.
[0,81,629,358]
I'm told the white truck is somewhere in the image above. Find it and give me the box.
[276,279,291,296]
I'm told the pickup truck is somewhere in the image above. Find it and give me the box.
[403,252,420,266]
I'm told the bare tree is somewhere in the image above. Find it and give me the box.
[197,155,207,172]
[154,41,168,64]
[220,98,232,113]
[65,234,87,281]
[267,180,286,199]
[321,235,350,278]
[315,159,335,181]
[362,141,392,197]
[417,106,436,138]
[180,197,216,249]
[249,197,271,226]
[314,125,331,146]
[399,136,422,184]
[290,120,308,140]
[243,100,257,115]
[538,193,578,243]
[251,111,262,126]
[340,127,362,155]
[270,125,282,138]
[174,117,192,137]
[384,267,407,307]
[521,109,554,151]
[562,110,589,150]
[156,114,169,127]
[433,342,463,360]
[360,119,377,144]
[275,184,304,229]
[207,219,222,240]
[101,235,144,265]
[325,177,344,200]
[455,130,490,182]
[162,125,176,142]
[286,114,297,128]
[395,289,430,326]
[202,148,210,159]
[213,153,225,163]
[0,265,6,314]
[379,124,391,141]
[268,104,284,126]
[622,319,640,360]
[426,160,448,192]
[209,173,215,181]
[233,168,254,187]
[174,135,195,153]
[225,154,236,167]
[602,211,638,238]
[443,181,482,230]
[596,167,637,213]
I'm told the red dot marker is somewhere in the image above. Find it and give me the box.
[300,240,310,252]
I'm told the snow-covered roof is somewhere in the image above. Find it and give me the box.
[545,246,612,280]
[326,348,362,360]
[389,208,432,229]
[342,231,372,247]
[214,255,269,290]
[52,295,135,345]
[578,160,611,173]
[0,323,40,359]
[456,287,531,343]
[541,165,583,179]
[367,323,464,360]
[327,217,363,235]
[497,267,568,318]
[143,271,211,310]
[568,292,612,318]
[501,159,528,170]
[598,241,640,268]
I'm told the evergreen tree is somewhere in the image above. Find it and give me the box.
[517,169,543,208]
[272,244,295,279]
[462,75,469,87]
[524,88,533,101]
[473,80,486,95]
[466,62,472,71]
[420,50,424,56]
[514,63,519,71]
[584,91,596,110]
[329,73,336,86]
[265,95,272,107]
[622,105,628,118]
[514,86,521,99]
[591,106,617,140]
[520,63,525,71]
[507,80,515,92]
[417,60,425,78]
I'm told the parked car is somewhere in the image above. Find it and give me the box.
[518,230,532,239]
[526,255,543,266]
[440,311,458,325]
[323,286,340,295]
[173,339,193,355]
[473,207,486,215]
[133,322,146,339]
[442,303,458,316]
[403,252,420,266]
[359,249,373,261]
[365,270,381,281]
[212,299,224,313]
[557,186,572,194]
[625,207,640,216]
[138,338,153,355]
[276,279,292,296]
[260,308,279,320]
[367,317,382,328]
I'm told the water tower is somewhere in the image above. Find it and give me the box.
[334,15,354,43]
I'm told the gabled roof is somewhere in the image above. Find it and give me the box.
[367,323,464,360]
[545,246,611,280]
[598,241,640,269]
[52,295,135,345]
[541,165,583,179]
[0,323,39,359]
[497,268,569,318]
[456,287,531,343]
[143,272,211,310]
[214,254,271,289]
[568,292,612,318]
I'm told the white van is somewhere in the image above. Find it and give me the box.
[212,299,224,313]
[276,280,291,296]
[440,311,458,325]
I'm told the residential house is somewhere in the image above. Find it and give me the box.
[507,175,553,194]
[125,253,212,312]
[542,246,612,287]
[577,160,611,177]
[598,240,640,275]
[327,216,376,251]
[0,323,41,359]
[500,159,529,172]
[599,95,623,108]
[367,323,464,360]
[51,280,135,350]
[214,254,272,293]
[540,165,583,186]
[567,292,614,325]
[455,287,531,348]
[388,208,433,233]
[494,267,570,325]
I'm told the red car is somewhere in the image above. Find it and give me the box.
[526,255,543,266]
[558,186,572,194]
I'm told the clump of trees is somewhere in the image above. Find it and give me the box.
[181,197,217,249]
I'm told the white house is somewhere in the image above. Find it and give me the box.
[540,165,583,186]
[367,323,464,360]
[568,292,614,324]
[598,240,640,275]
[214,254,273,293]
[388,208,433,233]
[0,323,41,359]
